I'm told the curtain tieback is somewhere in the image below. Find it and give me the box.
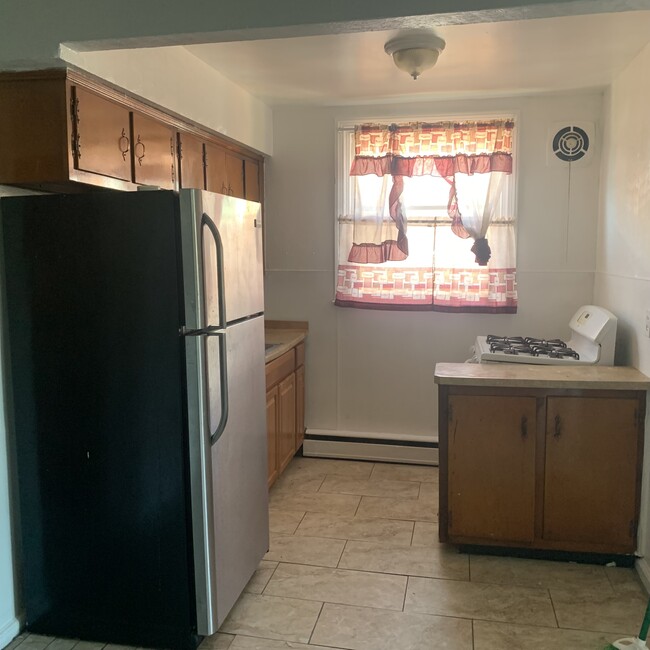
[471,237,492,266]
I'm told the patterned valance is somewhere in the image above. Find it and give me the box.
[354,120,514,158]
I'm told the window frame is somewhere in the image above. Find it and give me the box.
[335,111,521,290]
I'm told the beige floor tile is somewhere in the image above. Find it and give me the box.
[281,458,373,480]
[318,476,420,498]
[311,603,473,650]
[270,476,325,498]
[199,633,236,649]
[417,481,438,502]
[219,593,322,644]
[268,491,361,517]
[606,566,648,596]
[370,463,439,483]
[264,535,345,568]
[44,641,78,650]
[230,635,340,649]
[339,540,469,580]
[3,634,29,650]
[470,555,613,591]
[268,510,305,535]
[264,562,407,610]
[411,521,439,546]
[295,512,413,545]
[472,620,614,650]
[16,636,56,650]
[550,587,648,635]
[245,561,279,594]
[405,577,557,627]
[356,495,436,522]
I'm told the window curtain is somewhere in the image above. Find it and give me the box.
[336,119,517,312]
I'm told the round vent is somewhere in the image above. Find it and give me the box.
[552,125,590,162]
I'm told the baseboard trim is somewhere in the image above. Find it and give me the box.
[0,616,21,649]
[636,556,650,594]
[303,430,438,465]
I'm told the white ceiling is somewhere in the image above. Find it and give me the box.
[185,11,650,106]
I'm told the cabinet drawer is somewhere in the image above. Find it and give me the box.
[265,349,295,388]
[295,342,305,368]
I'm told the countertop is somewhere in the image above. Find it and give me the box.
[265,320,308,363]
[434,362,650,390]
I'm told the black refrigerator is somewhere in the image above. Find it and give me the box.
[1,189,269,649]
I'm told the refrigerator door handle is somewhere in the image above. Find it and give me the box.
[201,213,227,331]
[203,331,229,446]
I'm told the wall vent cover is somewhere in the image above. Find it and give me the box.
[552,125,590,162]
[547,122,595,167]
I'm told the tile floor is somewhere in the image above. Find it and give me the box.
[5,456,649,650]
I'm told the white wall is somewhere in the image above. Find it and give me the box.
[61,46,273,155]
[594,42,650,584]
[264,91,603,438]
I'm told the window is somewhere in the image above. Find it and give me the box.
[335,119,517,313]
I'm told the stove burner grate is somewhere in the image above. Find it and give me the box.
[486,335,580,360]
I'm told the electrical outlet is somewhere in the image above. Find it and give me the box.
[646,310,650,337]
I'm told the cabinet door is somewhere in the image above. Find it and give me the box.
[266,386,279,488]
[73,86,132,182]
[178,132,205,189]
[277,373,297,473]
[295,365,305,451]
[205,142,228,195]
[132,112,176,189]
[244,158,261,202]
[225,152,245,198]
[448,395,536,543]
[544,396,640,549]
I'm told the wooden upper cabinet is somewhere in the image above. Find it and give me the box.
[244,159,261,202]
[448,394,537,544]
[72,86,132,182]
[205,142,245,198]
[543,396,641,550]
[131,112,176,189]
[178,132,205,189]
[0,69,264,196]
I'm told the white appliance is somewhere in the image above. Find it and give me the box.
[471,305,617,366]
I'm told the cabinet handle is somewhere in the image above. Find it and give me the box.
[135,135,145,166]
[554,414,562,439]
[228,184,234,196]
[118,128,130,161]
[520,415,528,439]
[221,181,228,194]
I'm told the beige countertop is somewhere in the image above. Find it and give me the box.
[265,320,308,363]
[434,362,650,390]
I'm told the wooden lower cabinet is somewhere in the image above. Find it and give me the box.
[439,386,645,555]
[543,396,641,550]
[278,374,297,473]
[266,386,279,488]
[448,395,536,544]
[265,341,306,488]
[295,364,305,450]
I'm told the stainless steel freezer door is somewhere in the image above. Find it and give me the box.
[211,315,269,628]
[199,192,264,324]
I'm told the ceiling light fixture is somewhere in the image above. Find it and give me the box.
[384,32,446,80]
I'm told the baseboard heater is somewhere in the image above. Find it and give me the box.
[303,429,438,466]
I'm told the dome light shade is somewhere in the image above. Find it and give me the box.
[384,33,446,80]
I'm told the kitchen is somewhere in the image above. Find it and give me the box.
[1,1,650,649]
